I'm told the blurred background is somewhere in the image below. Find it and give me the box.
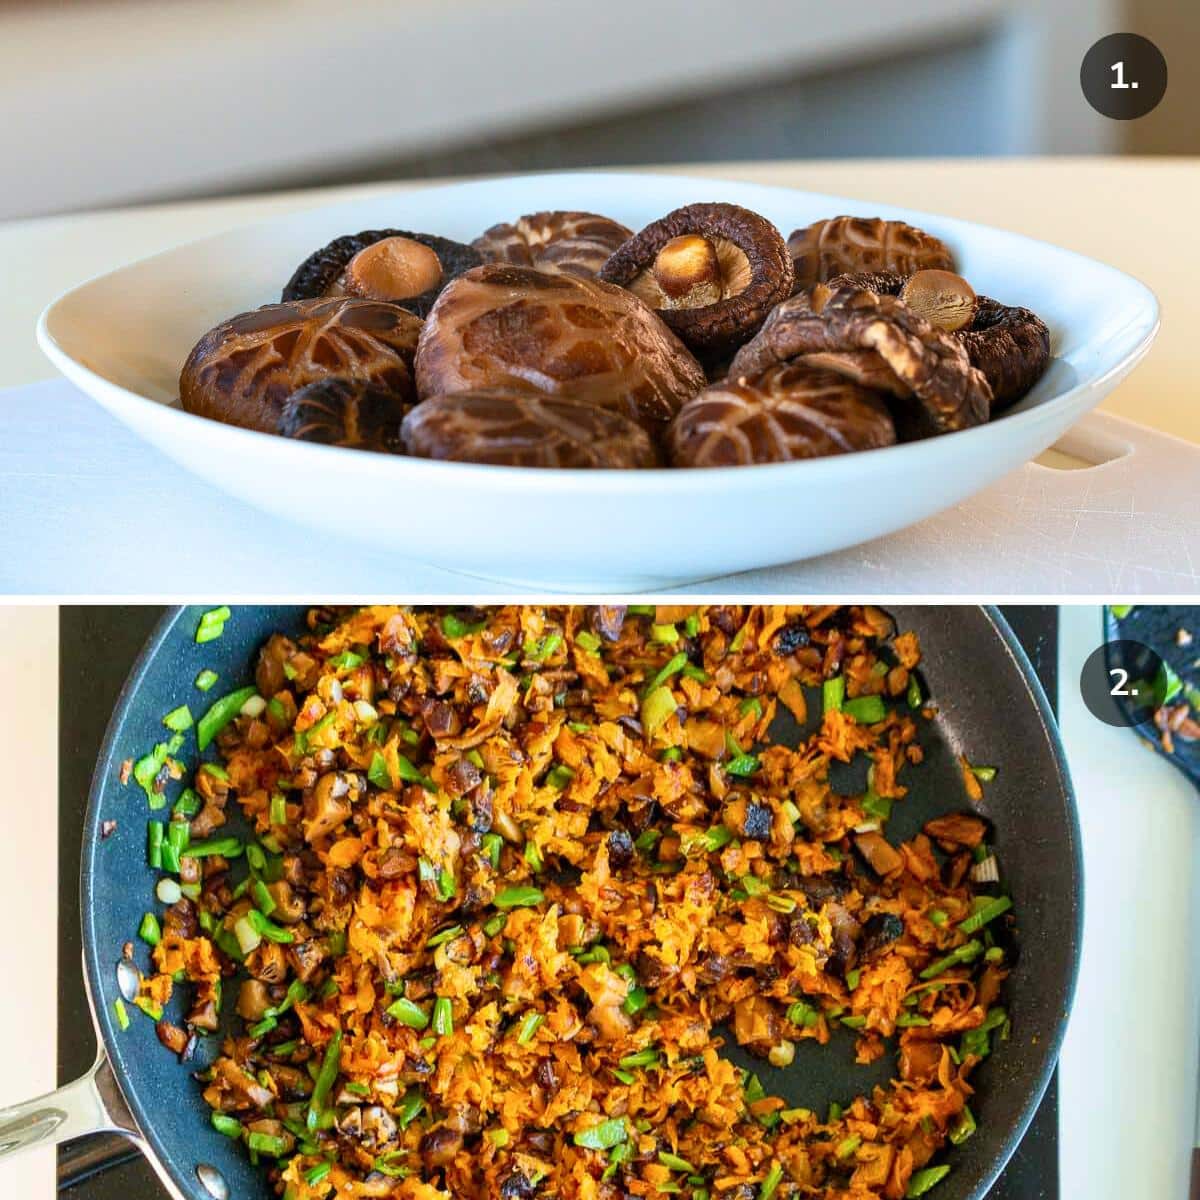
[0,0,1194,221]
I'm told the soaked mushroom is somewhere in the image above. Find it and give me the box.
[788,216,955,290]
[667,363,896,467]
[282,229,482,317]
[277,378,409,453]
[728,280,991,439]
[414,264,705,427]
[472,210,633,278]
[402,389,660,469]
[598,202,794,362]
[180,298,422,435]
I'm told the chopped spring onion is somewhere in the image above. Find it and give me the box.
[683,612,701,637]
[233,915,261,955]
[426,924,464,948]
[481,833,503,870]
[431,997,453,1037]
[525,632,562,662]
[949,1106,976,1145]
[269,793,287,826]
[845,967,861,991]
[685,825,733,855]
[185,836,243,859]
[759,1163,784,1200]
[367,752,391,789]
[970,764,998,783]
[252,879,277,918]
[517,1011,544,1044]
[327,650,364,669]
[844,695,887,724]
[545,764,575,790]
[739,696,763,719]
[442,613,488,639]
[905,1165,951,1196]
[929,909,949,926]
[786,1001,820,1028]
[618,1047,659,1069]
[173,788,201,819]
[113,998,130,1031]
[641,685,679,737]
[395,754,436,792]
[641,651,689,699]
[523,841,543,872]
[907,675,923,708]
[575,630,602,654]
[132,743,172,808]
[681,662,710,682]
[920,939,984,980]
[483,913,507,938]
[147,822,164,869]
[194,668,219,692]
[155,877,182,906]
[306,1029,343,1134]
[969,854,1000,884]
[197,685,258,750]
[195,606,231,644]
[724,752,760,777]
[210,1112,242,1138]
[494,886,544,909]
[836,1134,861,1159]
[162,705,193,732]
[622,987,649,1016]
[650,623,679,643]
[304,1162,333,1186]
[386,997,430,1029]
[959,894,1012,934]
[573,1117,628,1151]
[247,908,295,943]
[658,1152,695,1172]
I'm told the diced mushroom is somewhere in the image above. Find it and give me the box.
[304,771,356,842]
[854,831,904,877]
[420,1127,464,1169]
[237,979,273,1022]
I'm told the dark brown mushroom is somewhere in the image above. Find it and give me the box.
[414,264,704,427]
[401,389,660,469]
[667,364,896,467]
[598,202,794,362]
[787,216,955,290]
[180,298,422,435]
[282,229,482,318]
[472,210,633,278]
[277,378,410,453]
[958,295,1051,410]
[728,280,991,439]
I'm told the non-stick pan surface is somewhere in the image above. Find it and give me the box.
[75,606,1081,1200]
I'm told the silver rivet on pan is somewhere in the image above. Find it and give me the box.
[115,959,140,1003]
[196,1163,230,1200]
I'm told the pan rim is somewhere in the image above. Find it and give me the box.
[77,604,1083,1200]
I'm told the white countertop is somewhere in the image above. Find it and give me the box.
[0,604,1194,1197]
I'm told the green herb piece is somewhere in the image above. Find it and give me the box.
[138,912,161,946]
[623,987,649,1016]
[836,1134,861,1159]
[247,908,294,943]
[959,895,1012,934]
[840,1015,867,1029]
[162,705,193,733]
[827,1101,842,1124]
[305,1030,343,1134]
[823,676,845,713]
[949,1106,976,1145]
[659,1152,695,1172]
[517,1012,544,1044]
[397,1089,424,1128]
[373,1150,411,1178]
[194,668,219,693]
[681,663,710,683]
[481,833,503,871]
[147,821,164,869]
[304,1162,333,1186]
[368,752,391,789]
[268,792,288,827]
[759,1163,784,1200]
[906,1165,951,1197]
[575,630,602,654]
[195,606,231,644]
[431,997,453,1037]
[133,995,163,1021]
[546,764,575,790]
[523,841,543,873]
[618,1047,659,1069]
[920,939,984,980]
[685,825,733,855]
[132,743,171,808]
[907,675,923,708]
[574,1117,628,1151]
[247,1130,288,1156]
[525,631,563,663]
[845,968,861,991]
[185,836,243,859]
[786,1001,820,1028]
[611,1068,636,1085]
[113,998,130,1031]
[426,924,464,948]
[173,788,201,820]
[970,764,998,783]
[394,754,436,792]
[252,878,277,918]
[641,652,689,699]
[724,752,760,777]
[844,695,886,724]
[210,1112,242,1138]
[386,997,429,1029]
[641,685,679,737]
[650,623,679,644]
[327,650,364,669]
[197,685,258,751]
[739,696,763,719]
[494,886,544,909]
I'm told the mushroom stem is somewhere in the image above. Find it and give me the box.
[652,235,723,308]
[344,236,444,302]
[899,269,977,332]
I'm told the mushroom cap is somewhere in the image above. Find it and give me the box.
[728,279,991,439]
[414,264,705,427]
[180,298,423,435]
[787,216,955,290]
[668,364,896,467]
[402,389,660,469]
[281,229,482,317]
[959,296,1051,410]
[277,378,410,453]
[472,210,633,278]
[598,202,794,363]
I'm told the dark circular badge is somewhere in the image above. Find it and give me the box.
[1081,34,1167,120]
[1080,638,1170,728]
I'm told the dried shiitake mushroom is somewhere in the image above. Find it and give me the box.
[180,298,422,434]
[598,202,794,362]
[402,389,659,468]
[668,364,896,467]
[282,230,482,318]
[788,216,955,290]
[899,269,977,332]
[729,279,991,439]
[472,211,633,278]
[414,264,705,427]
[277,378,409,453]
[958,296,1051,410]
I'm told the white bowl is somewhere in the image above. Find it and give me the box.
[37,171,1159,590]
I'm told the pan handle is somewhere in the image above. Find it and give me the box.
[0,1048,142,1188]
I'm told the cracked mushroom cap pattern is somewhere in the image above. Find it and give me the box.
[414,264,706,427]
[472,210,634,278]
[788,216,956,290]
[402,388,661,468]
[668,364,897,467]
[180,298,422,434]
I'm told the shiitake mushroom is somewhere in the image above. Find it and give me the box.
[667,364,896,467]
[277,378,409,453]
[414,264,705,428]
[787,216,955,290]
[598,202,794,363]
[282,229,482,318]
[729,279,991,439]
[180,298,422,435]
[401,389,660,468]
[472,211,633,278]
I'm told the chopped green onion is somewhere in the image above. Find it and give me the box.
[138,912,161,946]
[845,968,861,991]
[545,764,575,790]
[147,822,164,869]
[386,997,430,1029]
[836,1134,861,1159]
[426,924,464,948]
[162,705,193,733]
[575,630,602,654]
[970,764,998,783]
[210,1112,242,1138]
[618,1047,659,1069]
[252,878,277,918]
[611,1068,636,1085]
[327,650,364,669]
[306,1029,343,1133]
[517,1012,544,1044]
[481,833,503,870]
[844,695,886,724]
[367,752,391,789]
[959,895,1012,934]
[641,652,689,699]
[641,684,679,737]
[442,613,488,639]
[681,663,710,682]
[132,743,171,808]
[247,908,294,943]
[397,1089,424,1128]
[247,1130,289,1156]
[840,1015,867,1029]
[431,997,453,1037]
[949,1106,976,1145]
[905,1165,951,1196]
[195,669,219,692]
[133,996,163,1021]
[185,836,243,859]
[920,939,984,980]
[483,912,507,938]
[195,606,231,644]
[573,1117,628,1151]
[494,886,544,909]
[823,676,845,713]
[522,841,543,873]
[685,825,733,855]
[650,623,679,643]
[658,1152,694,1172]
[907,675,923,708]
[197,685,258,751]
[759,1163,784,1200]
[304,1162,333,1186]
[929,909,948,927]
[786,1001,820,1028]
[173,788,201,819]
[113,998,130,1031]
[395,754,436,792]
[269,793,287,826]
[622,987,649,1016]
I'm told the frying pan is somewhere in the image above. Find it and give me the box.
[0,605,1082,1200]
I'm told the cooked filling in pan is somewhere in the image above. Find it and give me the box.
[118,606,1014,1199]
